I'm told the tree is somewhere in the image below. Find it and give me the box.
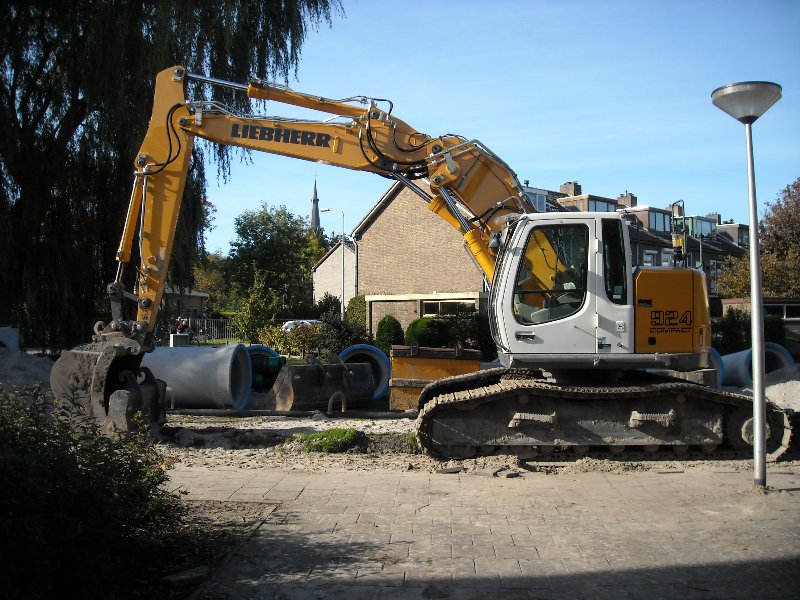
[232,273,279,344]
[0,1,342,349]
[193,251,232,314]
[228,203,330,318]
[717,178,800,297]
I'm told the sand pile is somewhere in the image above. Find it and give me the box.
[0,349,53,389]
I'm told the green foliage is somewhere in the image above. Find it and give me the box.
[717,177,800,298]
[712,308,785,355]
[194,251,233,313]
[315,292,341,318]
[405,318,451,347]
[229,203,331,321]
[375,315,405,354]
[404,311,496,359]
[302,428,360,453]
[0,385,180,599]
[233,273,279,343]
[317,310,372,360]
[345,294,367,328]
[257,323,321,356]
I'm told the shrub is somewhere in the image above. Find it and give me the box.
[317,310,372,360]
[404,318,451,347]
[712,308,785,355]
[345,294,367,329]
[314,292,341,319]
[375,315,404,354]
[0,385,181,599]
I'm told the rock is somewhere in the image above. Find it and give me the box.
[436,465,463,474]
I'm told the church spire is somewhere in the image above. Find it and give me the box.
[309,179,321,234]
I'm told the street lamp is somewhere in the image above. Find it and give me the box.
[711,81,781,487]
[321,207,346,318]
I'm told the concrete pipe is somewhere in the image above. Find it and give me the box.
[338,344,391,400]
[246,345,284,395]
[707,347,725,389]
[142,343,252,409]
[720,342,795,388]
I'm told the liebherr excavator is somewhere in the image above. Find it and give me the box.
[51,66,792,460]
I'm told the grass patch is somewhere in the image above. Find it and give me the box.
[302,427,361,453]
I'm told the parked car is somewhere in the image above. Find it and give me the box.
[280,319,322,332]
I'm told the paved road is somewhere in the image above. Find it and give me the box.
[168,464,800,599]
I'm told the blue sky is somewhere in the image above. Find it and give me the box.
[202,0,799,254]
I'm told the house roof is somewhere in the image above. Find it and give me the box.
[163,284,209,298]
[311,238,356,272]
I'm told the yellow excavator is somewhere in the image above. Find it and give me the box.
[51,66,791,460]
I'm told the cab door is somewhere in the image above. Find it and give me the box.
[593,217,635,355]
[497,217,598,355]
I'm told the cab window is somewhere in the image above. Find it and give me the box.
[513,224,588,325]
[602,218,627,305]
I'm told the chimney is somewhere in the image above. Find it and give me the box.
[617,190,637,207]
[706,212,721,224]
[559,181,582,196]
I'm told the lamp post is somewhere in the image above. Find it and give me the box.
[711,81,781,487]
[321,207,346,318]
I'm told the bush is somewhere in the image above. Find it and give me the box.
[345,294,367,329]
[712,308,785,355]
[316,310,372,360]
[314,292,340,319]
[405,318,451,348]
[0,385,181,599]
[375,315,404,354]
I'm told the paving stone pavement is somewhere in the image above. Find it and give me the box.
[168,464,800,600]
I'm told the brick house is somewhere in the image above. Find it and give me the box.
[353,181,486,334]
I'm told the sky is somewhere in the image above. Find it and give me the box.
[201,0,799,254]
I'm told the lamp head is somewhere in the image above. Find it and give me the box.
[711,81,781,124]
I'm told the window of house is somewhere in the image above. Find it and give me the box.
[698,219,715,237]
[738,229,749,247]
[643,251,658,266]
[648,211,672,233]
[589,200,615,212]
[764,304,800,321]
[524,192,547,212]
[661,249,674,267]
[513,223,588,325]
[709,259,725,293]
[421,300,476,317]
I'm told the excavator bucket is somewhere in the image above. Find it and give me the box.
[50,340,165,435]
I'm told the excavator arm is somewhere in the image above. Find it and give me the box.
[114,66,535,337]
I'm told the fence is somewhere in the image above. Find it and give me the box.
[186,317,237,342]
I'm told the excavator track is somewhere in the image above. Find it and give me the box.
[415,368,792,461]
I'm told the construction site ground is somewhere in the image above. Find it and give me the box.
[161,412,800,600]
[3,351,800,598]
